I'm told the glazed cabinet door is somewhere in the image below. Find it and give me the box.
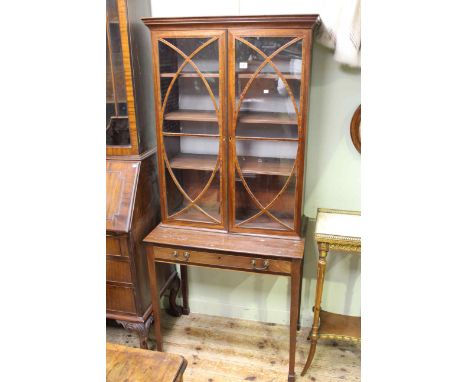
[152,30,227,230]
[228,29,311,237]
[106,0,139,155]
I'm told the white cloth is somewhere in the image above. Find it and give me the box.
[316,0,361,67]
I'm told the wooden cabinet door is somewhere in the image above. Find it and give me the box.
[227,29,312,237]
[152,30,227,230]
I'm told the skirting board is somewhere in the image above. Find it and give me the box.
[176,297,314,327]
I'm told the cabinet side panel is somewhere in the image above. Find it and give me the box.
[131,153,176,314]
[127,0,156,154]
[295,29,313,234]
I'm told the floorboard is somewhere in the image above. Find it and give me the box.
[107,311,360,382]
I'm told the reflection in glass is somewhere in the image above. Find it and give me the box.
[106,0,130,146]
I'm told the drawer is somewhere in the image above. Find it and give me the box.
[106,236,129,257]
[106,284,136,314]
[151,246,291,275]
[106,258,132,284]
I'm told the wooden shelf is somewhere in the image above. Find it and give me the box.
[318,310,361,340]
[168,153,218,171]
[161,72,219,78]
[236,213,294,231]
[163,132,219,138]
[165,110,217,122]
[238,112,297,125]
[168,153,293,176]
[238,73,301,80]
[160,73,301,80]
[236,135,298,142]
[238,156,294,176]
[164,111,295,125]
[170,204,220,223]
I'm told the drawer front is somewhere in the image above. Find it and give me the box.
[152,246,291,275]
[106,284,136,314]
[106,236,129,257]
[106,258,132,284]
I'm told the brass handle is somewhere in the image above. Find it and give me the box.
[183,251,190,261]
[251,259,269,271]
[172,250,178,258]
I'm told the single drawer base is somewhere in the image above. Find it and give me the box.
[150,246,292,275]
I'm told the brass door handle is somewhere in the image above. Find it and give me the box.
[184,251,190,261]
[251,259,269,271]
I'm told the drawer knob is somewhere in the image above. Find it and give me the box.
[251,259,270,271]
[172,250,178,258]
[184,251,190,261]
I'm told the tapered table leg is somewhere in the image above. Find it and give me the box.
[297,260,304,331]
[301,242,329,376]
[146,248,163,351]
[288,260,301,382]
[180,265,190,315]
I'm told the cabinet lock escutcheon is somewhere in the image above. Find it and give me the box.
[172,250,178,258]
[184,251,190,260]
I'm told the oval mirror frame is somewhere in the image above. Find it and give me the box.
[350,105,361,154]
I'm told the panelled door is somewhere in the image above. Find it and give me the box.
[228,29,311,236]
[153,30,227,230]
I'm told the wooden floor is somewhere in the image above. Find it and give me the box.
[106,312,360,382]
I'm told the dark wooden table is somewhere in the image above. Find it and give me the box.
[144,224,305,382]
[106,342,187,382]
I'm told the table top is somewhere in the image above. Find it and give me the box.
[315,208,361,248]
[144,225,305,260]
[106,343,187,382]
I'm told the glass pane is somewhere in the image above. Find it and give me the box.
[234,140,297,231]
[236,123,298,140]
[235,37,293,74]
[268,174,296,228]
[163,135,221,224]
[236,65,298,139]
[235,38,302,112]
[159,38,219,125]
[165,168,221,223]
[106,0,130,146]
[234,173,295,231]
[235,140,298,167]
[159,38,218,75]
[271,40,303,111]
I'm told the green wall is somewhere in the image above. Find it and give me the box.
[180,43,361,325]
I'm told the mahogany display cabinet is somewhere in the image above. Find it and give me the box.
[142,15,320,381]
[106,0,182,348]
[145,17,316,236]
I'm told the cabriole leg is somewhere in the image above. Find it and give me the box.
[116,315,153,350]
